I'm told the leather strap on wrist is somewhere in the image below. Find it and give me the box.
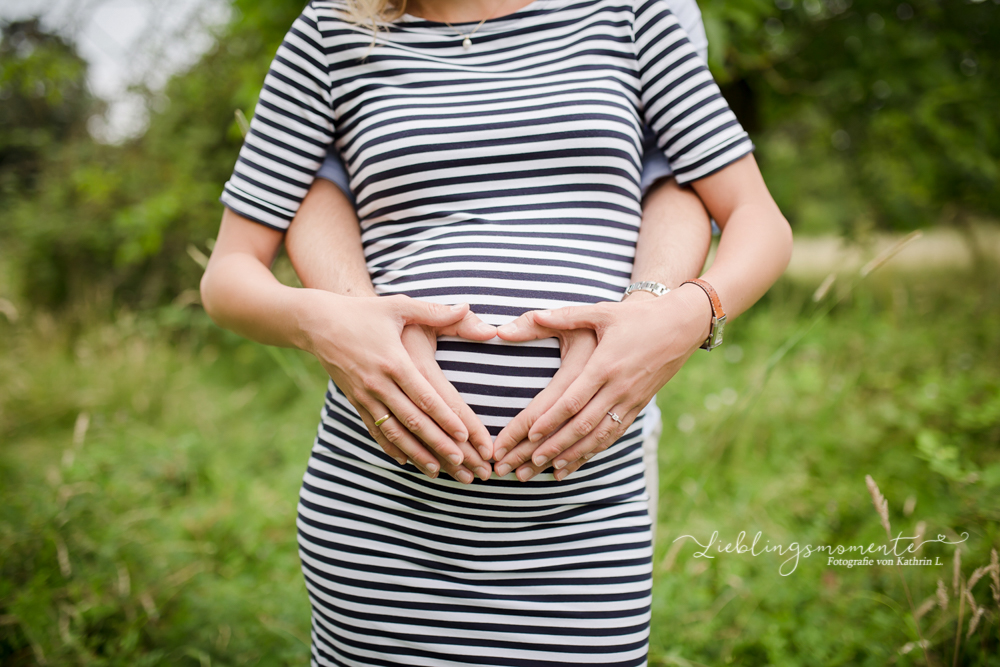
[680,278,727,350]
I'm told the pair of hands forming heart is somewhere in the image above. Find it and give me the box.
[307,285,711,484]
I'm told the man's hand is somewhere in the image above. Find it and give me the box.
[493,286,713,481]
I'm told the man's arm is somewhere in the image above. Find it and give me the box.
[489,178,712,478]
[284,179,495,483]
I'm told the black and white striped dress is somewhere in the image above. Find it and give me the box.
[221,0,751,663]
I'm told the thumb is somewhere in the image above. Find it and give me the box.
[395,297,469,328]
[496,310,559,342]
[532,304,607,331]
[437,310,497,341]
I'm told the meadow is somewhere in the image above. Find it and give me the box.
[1,256,997,666]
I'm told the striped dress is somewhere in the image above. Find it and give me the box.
[221,0,751,664]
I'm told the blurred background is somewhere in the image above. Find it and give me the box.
[0,0,997,664]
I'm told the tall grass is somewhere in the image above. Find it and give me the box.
[1,264,998,665]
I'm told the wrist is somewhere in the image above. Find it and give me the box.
[291,288,345,355]
[671,283,714,348]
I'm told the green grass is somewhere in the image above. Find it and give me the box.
[1,265,998,666]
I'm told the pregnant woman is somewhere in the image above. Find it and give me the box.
[200,0,792,664]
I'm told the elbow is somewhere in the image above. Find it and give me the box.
[199,266,222,325]
[777,213,794,273]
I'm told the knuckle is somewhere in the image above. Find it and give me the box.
[412,390,438,414]
[380,423,404,442]
[572,418,595,439]
[563,395,586,416]
[360,374,382,394]
[401,412,423,433]
[378,358,403,378]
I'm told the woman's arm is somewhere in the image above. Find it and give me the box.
[495,154,792,479]
[200,207,495,481]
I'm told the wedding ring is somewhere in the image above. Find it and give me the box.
[607,411,622,425]
[374,414,391,427]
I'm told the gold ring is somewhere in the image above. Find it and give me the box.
[374,414,391,427]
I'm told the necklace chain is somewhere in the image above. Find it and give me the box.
[440,2,512,50]
[444,16,489,50]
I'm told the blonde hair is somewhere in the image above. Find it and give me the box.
[343,0,410,38]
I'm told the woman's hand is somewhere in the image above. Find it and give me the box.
[493,286,712,481]
[490,328,597,479]
[298,292,497,482]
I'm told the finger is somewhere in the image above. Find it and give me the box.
[494,438,538,478]
[532,303,610,332]
[421,366,495,464]
[526,366,606,445]
[437,439,492,484]
[356,397,441,477]
[437,310,497,341]
[385,358,471,455]
[493,329,596,458]
[377,383,466,467]
[529,385,621,466]
[348,397,408,466]
[553,406,640,482]
[495,310,560,342]
[513,456,551,483]
[393,296,469,329]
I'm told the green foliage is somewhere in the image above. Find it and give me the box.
[0,19,95,199]
[701,0,1000,233]
[1,268,997,664]
[0,309,319,665]
[647,264,1000,665]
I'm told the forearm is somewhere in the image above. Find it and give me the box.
[285,178,376,297]
[698,202,792,320]
[630,178,712,289]
[689,154,793,322]
[200,209,328,353]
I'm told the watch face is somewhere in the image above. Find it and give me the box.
[710,315,727,348]
[713,319,725,346]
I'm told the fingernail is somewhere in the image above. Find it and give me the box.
[449,303,466,312]
[476,466,491,480]
[394,456,407,466]
[426,462,440,474]
[453,431,466,442]
[529,432,543,443]
[456,470,474,484]
[583,452,595,460]
[495,463,511,477]
[532,454,548,467]
[498,323,517,335]
[537,310,551,318]
[448,453,463,466]
[553,459,566,470]
[494,448,507,460]
[478,323,495,335]
[554,469,567,481]
[517,468,536,482]
[478,446,492,459]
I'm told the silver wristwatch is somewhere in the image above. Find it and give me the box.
[622,281,670,300]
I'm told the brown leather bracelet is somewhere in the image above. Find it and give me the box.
[681,278,727,350]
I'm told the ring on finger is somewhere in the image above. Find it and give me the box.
[374,414,392,427]
[606,411,623,425]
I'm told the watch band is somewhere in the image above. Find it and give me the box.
[680,278,727,350]
[622,281,670,300]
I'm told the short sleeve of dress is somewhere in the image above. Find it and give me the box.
[632,0,754,184]
[220,2,334,230]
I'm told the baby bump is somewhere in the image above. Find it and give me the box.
[434,336,561,437]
